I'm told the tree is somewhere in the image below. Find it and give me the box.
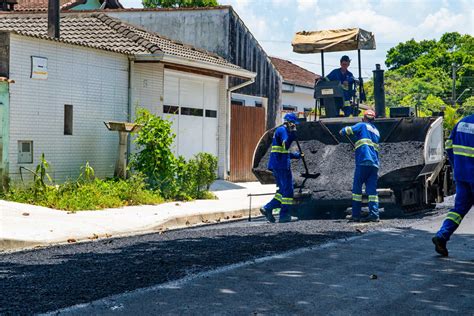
[142,0,219,8]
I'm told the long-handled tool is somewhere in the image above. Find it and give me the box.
[345,134,355,149]
[295,139,320,180]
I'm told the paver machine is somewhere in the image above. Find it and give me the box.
[252,28,454,218]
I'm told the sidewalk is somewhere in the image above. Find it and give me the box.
[0,181,276,251]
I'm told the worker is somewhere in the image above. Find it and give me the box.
[432,114,474,256]
[260,112,302,223]
[325,55,356,117]
[339,109,380,222]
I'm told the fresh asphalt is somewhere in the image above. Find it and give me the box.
[0,204,470,315]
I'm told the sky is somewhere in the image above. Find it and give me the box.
[120,0,473,79]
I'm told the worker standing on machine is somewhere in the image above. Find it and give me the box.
[340,109,380,222]
[260,113,302,223]
[432,114,474,256]
[325,55,356,117]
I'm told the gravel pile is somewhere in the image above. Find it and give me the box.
[255,140,425,200]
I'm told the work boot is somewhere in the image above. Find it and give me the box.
[260,207,275,223]
[360,215,380,223]
[432,236,449,257]
[279,214,292,223]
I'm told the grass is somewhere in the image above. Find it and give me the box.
[2,176,164,212]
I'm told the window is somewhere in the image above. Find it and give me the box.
[18,141,33,164]
[282,83,295,92]
[205,109,217,118]
[231,99,245,106]
[164,105,179,114]
[283,105,297,111]
[255,102,263,108]
[64,104,73,135]
[181,107,203,117]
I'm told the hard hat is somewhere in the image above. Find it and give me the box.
[364,110,376,119]
[283,112,300,124]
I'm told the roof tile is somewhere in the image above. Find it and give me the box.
[270,56,320,88]
[0,13,241,69]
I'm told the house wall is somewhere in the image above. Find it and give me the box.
[282,85,315,114]
[106,8,281,129]
[8,34,129,182]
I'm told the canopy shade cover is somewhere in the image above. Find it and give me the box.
[292,28,376,54]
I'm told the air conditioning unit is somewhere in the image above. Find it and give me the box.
[18,141,33,164]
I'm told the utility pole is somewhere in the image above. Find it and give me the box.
[452,63,464,106]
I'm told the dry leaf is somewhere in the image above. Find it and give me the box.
[22,212,30,216]
[88,234,99,240]
[105,233,112,238]
[67,238,77,243]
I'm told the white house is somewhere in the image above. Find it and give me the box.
[0,13,255,183]
[270,57,320,120]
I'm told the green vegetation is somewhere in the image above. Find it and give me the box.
[131,108,218,200]
[3,163,163,211]
[2,109,218,210]
[364,32,473,128]
[142,0,218,9]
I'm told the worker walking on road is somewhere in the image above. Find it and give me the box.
[433,114,474,257]
[260,113,302,223]
[340,109,380,222]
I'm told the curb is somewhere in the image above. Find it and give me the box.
[0,207,264,253]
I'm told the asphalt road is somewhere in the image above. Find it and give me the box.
[0,206,457,315]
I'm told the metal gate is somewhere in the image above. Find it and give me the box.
[229,105,266,182]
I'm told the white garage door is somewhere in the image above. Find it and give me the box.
[163,69,219,160]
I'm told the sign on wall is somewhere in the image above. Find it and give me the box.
[31,56,48,80]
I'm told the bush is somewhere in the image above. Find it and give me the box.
[131,109,218,200]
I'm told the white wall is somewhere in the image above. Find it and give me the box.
[281,85,315,115]
[8,34,129,182]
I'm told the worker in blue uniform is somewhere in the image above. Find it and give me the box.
[260,112,302,223]
[432,114,474,256]
[325,55,356,117]
[339,109,380,222]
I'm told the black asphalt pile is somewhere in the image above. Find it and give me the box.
[255,140,425,200]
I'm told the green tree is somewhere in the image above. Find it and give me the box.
[142,0,218,8]
[368,32,473,114]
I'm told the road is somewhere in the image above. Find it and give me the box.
[1,205,472,315]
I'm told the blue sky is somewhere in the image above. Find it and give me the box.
[120,0,473,79]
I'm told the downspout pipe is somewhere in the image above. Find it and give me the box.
[225,78,255,179]
[126,57,134,171]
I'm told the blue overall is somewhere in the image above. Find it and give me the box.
[326,68,355,116]
[265,125,301,220]
[340,122,380,218]
[436,115,474,241]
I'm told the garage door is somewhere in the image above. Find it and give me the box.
[163,69,219,160]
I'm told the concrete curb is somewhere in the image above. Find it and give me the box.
[0,208,263,253]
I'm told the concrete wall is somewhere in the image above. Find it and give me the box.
[107,7,281,129]
[8,34,129,182]
[107,9,229,58]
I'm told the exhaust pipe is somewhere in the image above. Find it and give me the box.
[48,0,60,39]
[373,64,385,118]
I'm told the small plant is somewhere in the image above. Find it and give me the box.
[78,161,95,182]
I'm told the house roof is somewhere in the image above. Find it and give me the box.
[270,56,320,88]
[0,13,245,72]
[11,0,123,12]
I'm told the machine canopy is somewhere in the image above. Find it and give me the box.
[292,28,376,54]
